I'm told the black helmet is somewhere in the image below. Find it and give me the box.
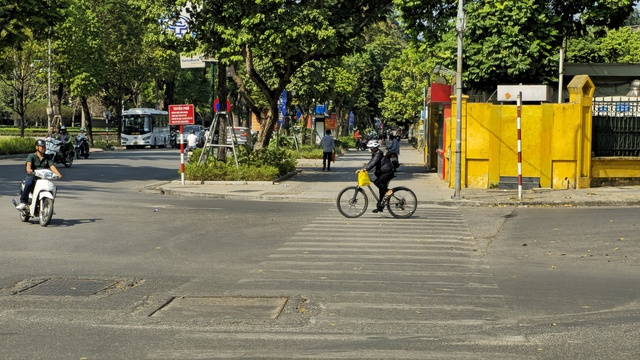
[35,139,46,147]
[60,126,67,131]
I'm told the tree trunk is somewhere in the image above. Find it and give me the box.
[255,100,279,150]
[80,96,93,142]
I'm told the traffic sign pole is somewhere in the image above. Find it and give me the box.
[180,124,185,185]
[168,104,195,186]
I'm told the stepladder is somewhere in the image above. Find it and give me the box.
[197,111,240,169]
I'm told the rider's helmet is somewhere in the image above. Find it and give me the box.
[60,126,67,132]
[366,140,380,149]
[79,127,86,132]
[35,139,46,147]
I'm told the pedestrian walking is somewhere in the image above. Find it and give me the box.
[318,129,335,171]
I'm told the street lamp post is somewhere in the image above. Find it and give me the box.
[453,0,465,199]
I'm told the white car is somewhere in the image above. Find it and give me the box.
[226,126,250,145]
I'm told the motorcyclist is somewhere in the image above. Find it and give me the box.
[360,140,395,213]
[76,128,89,156]
[186,130,198,151]
[58,126,72,157]
[16,139,63,210]
[387,135,401,170]
[46,126,57,138]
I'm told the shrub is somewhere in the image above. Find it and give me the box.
[294,145,324,159]
[336,136,355,149]
[183,146,296,181]
[0,137,36,155]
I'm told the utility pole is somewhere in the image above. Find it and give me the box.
[453,0,465,198]
[47,31,53,128]
[558,38,565,104]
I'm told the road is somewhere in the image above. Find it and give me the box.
[0,149,639,359]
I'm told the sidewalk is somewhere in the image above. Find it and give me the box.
[155,141,640,207]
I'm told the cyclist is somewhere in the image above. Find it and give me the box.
[360,140,395,213]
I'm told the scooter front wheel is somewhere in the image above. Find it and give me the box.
[39,198,54,226]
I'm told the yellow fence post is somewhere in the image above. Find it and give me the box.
[567,75,595,189]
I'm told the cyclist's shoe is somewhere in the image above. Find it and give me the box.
[372,204,384,213]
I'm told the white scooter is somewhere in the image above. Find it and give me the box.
[12,169,58,226]
[45,137,73,167]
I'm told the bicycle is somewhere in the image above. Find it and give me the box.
[336,172,418,218]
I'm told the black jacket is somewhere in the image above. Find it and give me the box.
[364,150,394,176]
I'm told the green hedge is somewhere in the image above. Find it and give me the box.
[183,147,297,181]
[0,137,37,155]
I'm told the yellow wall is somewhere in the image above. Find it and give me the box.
[447,75,595,189]
[592,158,640,178]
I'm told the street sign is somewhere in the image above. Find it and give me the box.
[213,98,231,112]
[169,104,195,125]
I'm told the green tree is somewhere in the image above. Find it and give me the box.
[55,0,107,138]
[464,0,560,91]
[190,0,393,149]
[380,43,431,127]
[0,35,47,136]
[394,0,635,91]
[567,26,640,63]
[0,0,68,51]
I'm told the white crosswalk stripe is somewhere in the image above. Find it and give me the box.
[157,205,535,359]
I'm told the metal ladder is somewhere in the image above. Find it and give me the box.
[197,111,240,168]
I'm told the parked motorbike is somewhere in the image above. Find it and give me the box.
[170,130,178,148]
[74,133,90,159]
[45,137,73,167]
[12,169,58,226]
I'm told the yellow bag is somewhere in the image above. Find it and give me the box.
[357,170,371,187]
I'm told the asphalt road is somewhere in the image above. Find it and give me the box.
[1,149,639,359]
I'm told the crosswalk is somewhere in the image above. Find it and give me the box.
[151,205,535,359]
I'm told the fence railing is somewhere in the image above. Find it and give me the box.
[592,98,640,157]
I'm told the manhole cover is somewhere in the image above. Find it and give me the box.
[17,278,114,296]
[151,296,288,319]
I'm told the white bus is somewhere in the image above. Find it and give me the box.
[120,108,170,149]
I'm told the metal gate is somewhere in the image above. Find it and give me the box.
[592,98,640,157]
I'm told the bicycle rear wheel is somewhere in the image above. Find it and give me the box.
[337,186,368,218]
[386,186,417,218]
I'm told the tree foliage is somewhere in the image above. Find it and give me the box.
[394,0,636,91]
[190,0,393,149]
[567,26,640,63]
[0,35,47,134]
[0,0,68,51]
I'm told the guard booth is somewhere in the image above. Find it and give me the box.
[427,83,452,180]
[313,104,328,143]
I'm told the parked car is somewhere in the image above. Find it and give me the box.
[174,125,206,148]
[226,126,250,145]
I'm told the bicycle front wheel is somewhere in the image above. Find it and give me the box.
[386,186,417,218]
[337,186,368,218]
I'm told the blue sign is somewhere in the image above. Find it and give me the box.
[161,16,191,38]
[315,104,326,114]
[348,111,354,128]
[277,90,287,126]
